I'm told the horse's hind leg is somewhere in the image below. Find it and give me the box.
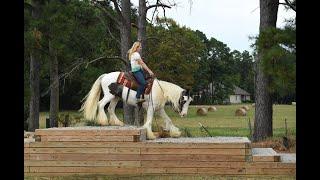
[108,98,124,126]
[97,95,113,125]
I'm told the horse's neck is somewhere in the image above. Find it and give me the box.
[157,80,181,100]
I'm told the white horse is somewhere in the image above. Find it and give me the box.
[79,71,193,140]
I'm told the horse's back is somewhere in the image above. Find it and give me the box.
[100,71,121,86]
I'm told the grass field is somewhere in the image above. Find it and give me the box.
[39,104,296,139]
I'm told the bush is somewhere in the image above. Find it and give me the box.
[242,100,253,103]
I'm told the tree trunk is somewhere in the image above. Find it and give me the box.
[138,0,147,58]
[28,51,40,132]
[28,0,41,132]
[49,40,59,127]
[253,0,279,142]
[135,0,148,126]
[120,0,135,125]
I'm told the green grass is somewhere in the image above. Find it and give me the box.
[39,104,296,138]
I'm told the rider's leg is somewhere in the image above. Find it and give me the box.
[133,69,146,101]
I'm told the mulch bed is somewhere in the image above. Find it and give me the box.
[251,137,296,153]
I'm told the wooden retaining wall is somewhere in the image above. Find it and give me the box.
[24,127,295,177]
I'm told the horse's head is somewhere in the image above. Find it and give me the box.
[178,89,193,117]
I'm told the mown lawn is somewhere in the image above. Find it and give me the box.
[39,103,296,139]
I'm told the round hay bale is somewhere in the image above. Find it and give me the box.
[197,107,208,116]
[241,105,250,111]
[235,108,247,116]
[292,102,296,105]
[208,106,217,112]
[252,103,255,107]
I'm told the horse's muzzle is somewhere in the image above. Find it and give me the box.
[180,113,186,118]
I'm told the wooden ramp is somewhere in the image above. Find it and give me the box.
[24,126,296,177]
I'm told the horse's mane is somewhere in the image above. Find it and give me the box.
[153,79,184,111]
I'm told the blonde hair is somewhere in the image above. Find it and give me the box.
[127,41,141,60]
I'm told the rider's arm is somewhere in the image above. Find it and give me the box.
[137,59,154,76]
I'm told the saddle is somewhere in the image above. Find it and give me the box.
[116,71,154,95]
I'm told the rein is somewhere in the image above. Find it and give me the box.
[155,78,165,95]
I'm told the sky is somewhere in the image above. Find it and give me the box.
[131,0,296,54]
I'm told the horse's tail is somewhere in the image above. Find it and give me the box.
[79,74,105,120]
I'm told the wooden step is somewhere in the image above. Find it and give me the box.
[252,148,280,162]
[34,126,146,142]
[24,128,296,177]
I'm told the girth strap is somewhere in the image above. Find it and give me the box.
[126,88,130,103]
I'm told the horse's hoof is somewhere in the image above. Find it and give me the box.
[98,121,108,126]
[170,130,181,138]
[147,132,156,140]
[117,121,124,126]
[147,135,156,140]
[109,120,116,126]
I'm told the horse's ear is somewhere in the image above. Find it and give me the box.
[182,89,187,95]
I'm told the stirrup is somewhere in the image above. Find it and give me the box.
[136,98,146,103]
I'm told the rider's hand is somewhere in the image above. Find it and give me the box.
[149,71,155,77]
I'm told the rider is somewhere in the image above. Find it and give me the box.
[128,41,154,103]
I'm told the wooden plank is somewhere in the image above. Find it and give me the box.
[166,168,198,174]
[30,141,141,148]
[29,147,140,154]
[24,142,30,148]
[246,148,252,155]
[29,153,246,162]
[141,168,198,174]
[29,141,249,149]
[252,155,280,162]
[25,160,141,167]
[29,167,141,174]
[141,167,167,174]
[24,172,296,177]
[24,148,30,154]
[142,161,240,168]
[143,142,250,149]
[138,167,253,175]
[39,135,137,142]
[141,148,247,155]
[197,167,246,175]
[246,167,296,175]
[140,154,247,161]
[141,161,296,169]
[35,128,146,136]
[245,162,296,169]
[30,154,142,161]
[24,154,30,160]
[24,172,139,176]
[24,166,29,173]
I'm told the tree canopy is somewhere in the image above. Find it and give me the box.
[24,0,295,118]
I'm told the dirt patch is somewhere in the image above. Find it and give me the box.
[251,137,296,153]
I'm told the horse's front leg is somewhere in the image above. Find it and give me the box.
[142,106,156,140]
[159,108,181,138]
